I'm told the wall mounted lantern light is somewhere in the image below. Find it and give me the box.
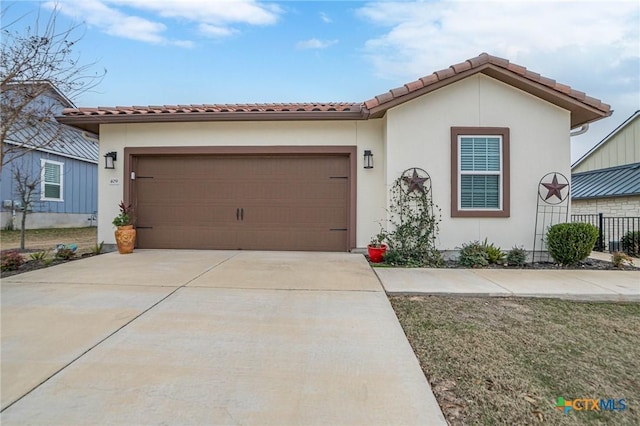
[104,152,117,169]
[363,150,374,169]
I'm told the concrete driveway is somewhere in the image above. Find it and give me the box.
[1,250,446,425]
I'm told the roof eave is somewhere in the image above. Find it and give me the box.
[366,64,612,127]
[57,110,367,134]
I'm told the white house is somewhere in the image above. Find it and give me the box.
[58,53,611,252]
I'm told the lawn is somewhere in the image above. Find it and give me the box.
[0,227,98,253]
[391,296,639,425]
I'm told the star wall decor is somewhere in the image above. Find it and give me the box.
[402,168,430,195]
[540,173,569,202]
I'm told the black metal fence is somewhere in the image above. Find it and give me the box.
[571,213,640,253]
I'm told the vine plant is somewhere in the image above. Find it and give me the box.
[382,169,442,266]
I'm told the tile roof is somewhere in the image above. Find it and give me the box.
[58,52,611,134]
[62,103,362,116]
[571,163,640,199]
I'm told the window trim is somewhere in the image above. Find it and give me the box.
[40,159,64,202]
[451,127,510,217]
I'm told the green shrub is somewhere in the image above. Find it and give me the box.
[546,222,598,265]
[481,239,505,264]
[1,250,24,271]
[506,246,527,266]
[458,241,489,268]
[29,250,50,261]
[55,248,76,260]
[92,241,105,255]
[621,231,640,257]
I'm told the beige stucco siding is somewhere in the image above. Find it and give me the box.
[573,115,640,173]
[385,74,571,250]
[98,120,385,247]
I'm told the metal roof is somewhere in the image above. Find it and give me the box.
[5,119,98,164]
[571,162,640,199]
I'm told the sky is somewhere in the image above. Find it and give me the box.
[2,0,639,163]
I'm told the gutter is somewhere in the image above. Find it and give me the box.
[570,123,589,137]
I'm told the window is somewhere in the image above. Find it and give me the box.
[41,159,64,201]
[451,127,509,217]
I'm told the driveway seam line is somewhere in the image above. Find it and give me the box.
[1,254,240,414]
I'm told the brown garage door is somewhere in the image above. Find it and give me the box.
[133,155,350,251]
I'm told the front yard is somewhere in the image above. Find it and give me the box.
[392,296,639,425]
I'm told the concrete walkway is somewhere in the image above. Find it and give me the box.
[1,250,446,425]
[375,267,640,301]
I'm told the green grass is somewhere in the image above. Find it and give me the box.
[391,296,639,425]
[0,227,97,252]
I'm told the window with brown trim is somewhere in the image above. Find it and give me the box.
[451,127,510,217]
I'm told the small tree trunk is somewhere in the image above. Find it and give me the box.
[20,206,27,250]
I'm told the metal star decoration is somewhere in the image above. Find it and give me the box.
[404,168,429,194]
[541,173,568,201]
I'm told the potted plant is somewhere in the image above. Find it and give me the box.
[113,201,136,254]
[367,231,387,263]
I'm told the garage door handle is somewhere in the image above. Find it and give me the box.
[240,208,244,220]
[236,208,240,221]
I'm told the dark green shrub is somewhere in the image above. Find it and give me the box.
[458,241,489,268]
[621,231,640,257]
[506,246,527,266]
[92,241,105,255]
[55,248,76,260]
[1,250,24,271]
[546,222,598,265]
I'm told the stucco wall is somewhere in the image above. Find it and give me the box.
[385,74,571,250]
[97,120,385,247]
[572,196,640,217]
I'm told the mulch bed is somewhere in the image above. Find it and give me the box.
[1,252,99,279]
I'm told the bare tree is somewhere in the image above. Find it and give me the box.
[11,163,41,250]
[0,2,105,171]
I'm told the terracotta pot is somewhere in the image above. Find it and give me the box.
[367,244,387,263]
[115,225,136,254]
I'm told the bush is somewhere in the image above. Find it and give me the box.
[458,241,489,268]
[506,246,527,266]
[621,231,640,257]
[611,251,634,268]
[1,250,24,271]
[29,250,50,261]
[481,239,505,264]
[546,222,599,265]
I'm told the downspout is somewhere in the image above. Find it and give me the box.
[570,123,589,137]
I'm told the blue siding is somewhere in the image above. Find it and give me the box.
[0,146,97,214]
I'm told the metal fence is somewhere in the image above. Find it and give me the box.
[571,213,640,253]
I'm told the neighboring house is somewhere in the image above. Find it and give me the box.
[571,111,640,217]
[0,82,99,229]
[58,53,610,252]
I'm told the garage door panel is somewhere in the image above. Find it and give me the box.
[137,226,239,250]
[134,155,350,251]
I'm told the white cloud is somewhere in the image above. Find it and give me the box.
[296,38,338,50]
[47,0,282,45]
[320,12,332,23]
[356,0,640,160]
[357,1,639,80]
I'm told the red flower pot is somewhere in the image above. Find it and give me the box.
[367,244,387,263]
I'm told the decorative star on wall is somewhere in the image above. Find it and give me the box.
[541,173,568,201]
[404,168,429,194]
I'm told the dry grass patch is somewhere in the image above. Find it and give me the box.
[391,296,639,425]
[0,227,97,253]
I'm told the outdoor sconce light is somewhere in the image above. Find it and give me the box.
[104,152,117,169]
[363,150,374,169]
